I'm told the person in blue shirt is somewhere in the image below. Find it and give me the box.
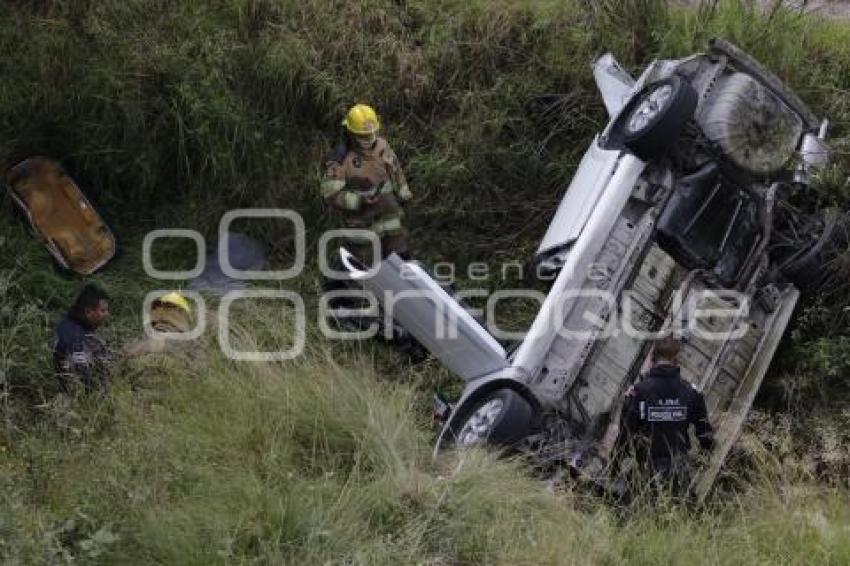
[52,284,113,394]
[622,336,714,496]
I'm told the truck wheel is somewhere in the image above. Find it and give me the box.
[451,388,533,447]
[618,76,698,160]
[772,207,850,291]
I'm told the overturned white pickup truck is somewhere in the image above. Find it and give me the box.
[341,39,845,500]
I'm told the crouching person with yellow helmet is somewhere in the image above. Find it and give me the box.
[321,103,413,265]
[124,291,193,357]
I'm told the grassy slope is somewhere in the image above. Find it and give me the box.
[2,0,850,563]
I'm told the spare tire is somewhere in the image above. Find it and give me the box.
[697,72,803,175]
[618,76,698,161]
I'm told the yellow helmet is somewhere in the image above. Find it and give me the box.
[342,104,381,136]
[154,291,191,314]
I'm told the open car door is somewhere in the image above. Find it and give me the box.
[340,249,508,381]
[7,157,116,274]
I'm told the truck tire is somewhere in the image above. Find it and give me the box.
[451,388,533,448]
[773,208,850,291]
[697,72,803,175]
[618,76,698,161]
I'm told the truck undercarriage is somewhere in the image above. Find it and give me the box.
[338,38,847,500]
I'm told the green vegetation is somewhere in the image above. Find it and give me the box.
[2,0,850,563]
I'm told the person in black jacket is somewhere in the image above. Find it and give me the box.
[622,336,714,495]
[52,284,113,394]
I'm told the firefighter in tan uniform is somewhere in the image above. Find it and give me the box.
[321,103,413,264]
[124,292,193,357]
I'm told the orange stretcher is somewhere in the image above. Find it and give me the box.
[7,157,116,274]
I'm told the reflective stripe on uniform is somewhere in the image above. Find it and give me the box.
[342,192,362,210]
[321,178,346,198]
[396,183,412,201]
[370,216,403,235]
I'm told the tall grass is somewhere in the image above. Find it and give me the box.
[3,0,850,562]
[3,0,849,263]
[2,305,850,564]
